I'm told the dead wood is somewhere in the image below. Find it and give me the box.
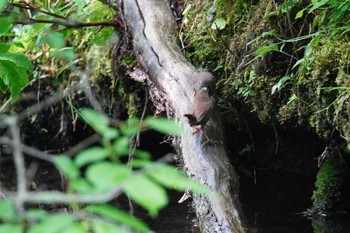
[118,0,248,232]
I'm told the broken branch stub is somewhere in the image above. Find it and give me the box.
[120,0,248,232]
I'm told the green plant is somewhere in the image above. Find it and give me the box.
[0,109,213,233]
[0,13,33,99]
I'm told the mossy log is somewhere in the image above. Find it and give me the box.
[118,0,247,232]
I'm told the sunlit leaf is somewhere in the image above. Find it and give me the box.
[145,117,183,135]
[75,146,109,167]
[86,204,149,233]
[54,155,79,180]
[0,200,17,221]
[124,175,168,217]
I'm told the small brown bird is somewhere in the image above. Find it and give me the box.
[184,86,214,133]
[194,71,216,96]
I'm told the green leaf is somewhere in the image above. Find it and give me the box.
[119,118,140,136]
[0,42,10,52]
[27,214,75,233]
[88,28,114,46]
[86,162,130,192]
[0,200,17,221]
[61,223,85,233]
[0,1,9,12]
[113,136,130,156]
[211,18,227,30]
[71,178,95,194]
[79,108,109,134]
[0,60,28,98]
[0,53,34,72]
[295,9,305,19]
[90,219,129,233]
[0,17,11,35]
[45,31,65,49]
[50,47,76,61]
[54,155,79,180]
[0,224,22,233]
[145,117,183,135]
[86,204,149,233]
[254,43,279,57]
[75,147,109,167]
[147,164,211,195]
[124,175,168,217]
[26,209,48,220]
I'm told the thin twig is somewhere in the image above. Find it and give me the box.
[14,18,116,29]
[4,116,27,216]
[0,137,55,163]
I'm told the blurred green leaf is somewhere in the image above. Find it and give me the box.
[145,117,183,135]
[113,136,130,156]
[71,178,95,194]
[79,108,109,134]
[27,214,75,233]
[26,209,48,220]
[0,224,22,233]
[45,31,65,49]
[86,204,149,233]
[50,47,76,61]
[86,162,130,192]
[0,200,17,221]
[147,164,212,195]
[120,118,140,136]
[75,146,109,167]
[90,219,128,233]
[124,175,168,217]
[0,1,9,12]
[54,155,79,180]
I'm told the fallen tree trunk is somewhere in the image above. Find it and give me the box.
[117,0,248,232]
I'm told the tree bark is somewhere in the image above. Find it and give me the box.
[118,0,248,232]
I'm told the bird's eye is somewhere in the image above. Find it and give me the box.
[201,87,209,91]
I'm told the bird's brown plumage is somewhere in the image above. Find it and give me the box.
[184,87,214,129]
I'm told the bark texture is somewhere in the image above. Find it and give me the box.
[119,0,248,232]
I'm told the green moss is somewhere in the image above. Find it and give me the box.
[183,0,350,143]
[310,155,346,215]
